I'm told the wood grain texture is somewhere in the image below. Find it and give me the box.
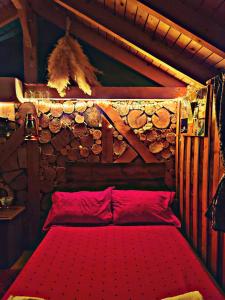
[65,161,168,190]
[97,103,159,163]
[101,117,113,163]
[24,85,187,99]
[177,84,225,290]
[26,141,40,247]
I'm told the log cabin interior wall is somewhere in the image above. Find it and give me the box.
[177,84,225,290]
[0,96,178,241]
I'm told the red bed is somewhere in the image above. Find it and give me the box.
[3,225,224,300]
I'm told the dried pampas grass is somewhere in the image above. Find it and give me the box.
[47,35,101,97]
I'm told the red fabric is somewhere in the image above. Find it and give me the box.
[112,190,181,227]
[43,187,113,231]
[3,226,224,300]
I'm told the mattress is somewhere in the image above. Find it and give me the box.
[3,225,224,300]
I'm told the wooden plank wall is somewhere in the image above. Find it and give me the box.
[177,84,225,290]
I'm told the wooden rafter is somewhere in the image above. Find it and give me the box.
[11,0,38,82]
[52,0,218,83]
[0,3,18,28]
[29,0,187,87]
[11,0,32,48]
[138,0,225,56]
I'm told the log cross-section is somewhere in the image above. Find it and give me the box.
[97,103,159,163]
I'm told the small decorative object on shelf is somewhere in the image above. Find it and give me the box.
[24,113,38,141]
[0,117,10,138]
[0,196,14,208]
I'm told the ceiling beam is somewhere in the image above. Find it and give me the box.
[139,0,225,55]
[0,4,18,28]
[11,0,38,82]
[29,0,186,87]
[53,0,218,84]
[11,0,32,47]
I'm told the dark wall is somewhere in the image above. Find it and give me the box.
[0,17,159,86]
[0,20,24,80]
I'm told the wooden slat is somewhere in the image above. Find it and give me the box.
[155,21,170,40]
[125,0,138,22]
[175,100,181,196]
[0,126,24,168]
[209,102,220,275]
[114,146,138,163]
[205,53,224,67]
[192,137,199,249]
[165,27,180,46]
[51,0,218,83]
[26,141,40,247]
[145,14,159,34]
[201,138,210,262]
[185,40,202,57]
[179,135,185,221]
[101,117,113,163]
[138,0,225,57]
[115,0,126,16]
[175,34,191,51]
[185,137,191,238]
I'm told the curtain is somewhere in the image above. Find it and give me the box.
[206,72,225,231]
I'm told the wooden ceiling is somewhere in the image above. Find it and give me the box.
[0,0,224,87]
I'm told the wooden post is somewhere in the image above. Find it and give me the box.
[26,140,40,247]
[12,0,38,83]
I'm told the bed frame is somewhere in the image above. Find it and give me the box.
[63,161,174,191]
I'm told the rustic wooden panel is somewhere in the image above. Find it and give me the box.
[65,161,168,190]
[101,117,113,163]
[192,137,199,249]
[26,141,40,247]
[209,97,220,275]
[179,135,185,221]
[185,137,191,238]
[177,84,225,290]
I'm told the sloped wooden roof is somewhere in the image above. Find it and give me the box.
[0,0,224,87]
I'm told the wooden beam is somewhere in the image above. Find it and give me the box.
[138,0,225,56]
[97,103,159,163]
[26,140,40,247]
[24,84,187,99]
[0,126,24,169]
[28,1,185,87]
[11,0,32,47]
[11,0,38,82]
[0,4,18,28]
[52,0,218,83]
[101,117,113,163]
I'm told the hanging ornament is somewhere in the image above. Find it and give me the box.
[47,18,101,97]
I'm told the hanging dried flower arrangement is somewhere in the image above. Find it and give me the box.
[47,19,101,97]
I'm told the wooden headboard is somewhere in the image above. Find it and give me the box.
[63,161,174,191]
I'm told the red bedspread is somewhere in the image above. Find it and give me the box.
[3,225,224,300]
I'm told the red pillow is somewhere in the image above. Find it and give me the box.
[43,187,113,231]
[112,190,181,227]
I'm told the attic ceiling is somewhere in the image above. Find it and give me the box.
[0,0,224,88]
